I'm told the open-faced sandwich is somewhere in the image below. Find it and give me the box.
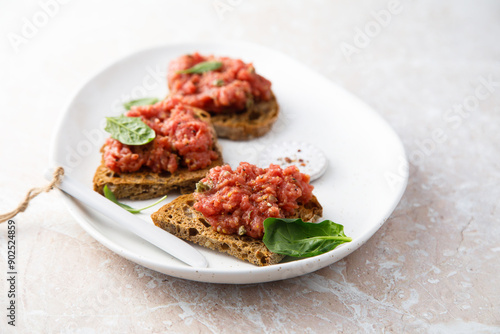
[168,52,279,140]
[93,97,223,200]
[151,162,323,266]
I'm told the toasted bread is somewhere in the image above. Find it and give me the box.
[209,93,279,141]
[93,108,223,200]
[151,193,323,266]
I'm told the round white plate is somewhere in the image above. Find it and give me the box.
[50,41,408,284]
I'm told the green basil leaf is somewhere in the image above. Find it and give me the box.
[105,116,156,145]
[103,185,134,210]
[103,185,167,214]
[123,97,159,110]
[177,61,222,74]
[263,218,352,257]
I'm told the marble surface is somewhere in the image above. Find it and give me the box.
[1,0,499,332]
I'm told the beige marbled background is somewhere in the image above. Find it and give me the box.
[1,0,499,333]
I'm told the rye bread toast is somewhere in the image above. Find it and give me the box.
[209,93,279,141]
[151,193,323,266]
[93,108,223,200]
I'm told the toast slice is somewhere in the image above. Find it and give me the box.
[151,193,323,266]
[93,145,223,200]
[209,93,279,141]
[93,108,223,200]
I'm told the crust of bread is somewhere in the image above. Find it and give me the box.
[93,108,223,200]
[151,193,323,266]
[209,93,279,141]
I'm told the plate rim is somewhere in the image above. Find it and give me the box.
[49,40,408,284]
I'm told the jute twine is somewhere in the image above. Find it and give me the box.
[0,167,65,223]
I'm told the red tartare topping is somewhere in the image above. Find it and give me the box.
[193,162,314,239]
[104,98,219,173]
[168,52,272,113]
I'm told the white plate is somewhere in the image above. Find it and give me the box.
[50,41,408,284]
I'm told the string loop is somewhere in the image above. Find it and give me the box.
[0,167,64,223]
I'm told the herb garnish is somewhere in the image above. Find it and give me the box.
[123,97,159,110]
[195,181,212,193]
[213,79,225,86]
[177,61,222,74]
[262,218,352,257]
[103,185,167,214]
[104,115,156,145]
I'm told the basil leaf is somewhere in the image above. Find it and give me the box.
[103,185,134,210]
[263,218,352,257]
[103,185,167,214]
[123,97,159,110]
[177,61,222,74]
[105,116,156,145]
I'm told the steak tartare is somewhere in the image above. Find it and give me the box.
[193,162,314,239]
[104,97,219,174]
[168,52,273,113]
